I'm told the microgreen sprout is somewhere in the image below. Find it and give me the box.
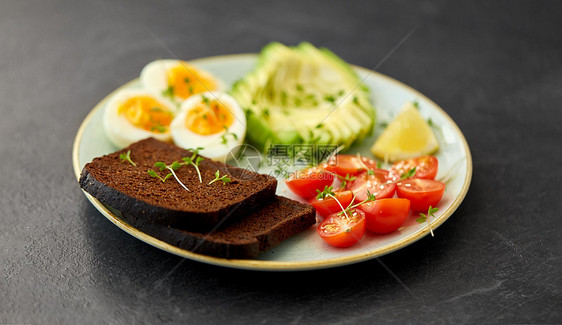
[220,126,239,145]
[315,186,350,219]
[337,174,356,189]
[150,124,167,133]
[148,161,190,192]
[119,150,136,167]
[147,148,205,191]
[162,86,174,100]
[417,206,438,237]
[198,95,219,121]
[182,148,205,183]
[400,167,417,180]
[381,167,417,186]
[201,94,210,106]
[208,170,231,185]
[337,190,376,217]
[316,185,336,200]
[147,169,171,182]
[315,186,376,219]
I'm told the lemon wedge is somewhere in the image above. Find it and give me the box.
[371,102,439,162]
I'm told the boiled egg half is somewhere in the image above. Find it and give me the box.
[171,92,246,161]
[140,59,224,103]
[103,88,176,148]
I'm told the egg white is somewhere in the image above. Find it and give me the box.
[140,59,224,103]
[103,88,176,149]
[171,92,246,162]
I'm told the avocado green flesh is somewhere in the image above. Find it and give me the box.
[230,42,375,151]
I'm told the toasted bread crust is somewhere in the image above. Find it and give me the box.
[79,138,317,258]
[120,196,316,259]
[80,138,277,229]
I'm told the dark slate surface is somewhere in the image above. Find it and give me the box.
[1,0,561,324]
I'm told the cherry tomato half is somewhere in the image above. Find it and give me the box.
[310,190,354,218]
[390,155,439,181]
[358,198,411,234]
[347,169,396,202]
[317,209,366,247]
[286,167,335,199]
[397,178,446,211]
[322,154,378,176]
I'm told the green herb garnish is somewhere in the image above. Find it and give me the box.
[417,206,438,236]
[147,148,205,191]
[324,95,336,104]
[220,127,239,145]
[162,86,174,99]
[400,167,417,180]
[208,170,232,185]
[336,190,377,218]
[119,150,136,167]
[150,124,167,133]
[337,173,356,189]
[182,148,204,183]
[316,185,336,200]
[147,169,171,182]
[148,160,189,191]
[201,95,210,106]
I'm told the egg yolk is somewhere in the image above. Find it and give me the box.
[118,96,174,133]
[184,98,234,135]
[167,64,218,99]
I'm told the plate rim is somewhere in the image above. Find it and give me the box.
[73,53,473,271]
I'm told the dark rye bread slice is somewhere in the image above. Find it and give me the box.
[79,138,277,230]
[119,195,316,259]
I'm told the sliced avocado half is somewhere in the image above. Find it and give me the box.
[230,42,375,152]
